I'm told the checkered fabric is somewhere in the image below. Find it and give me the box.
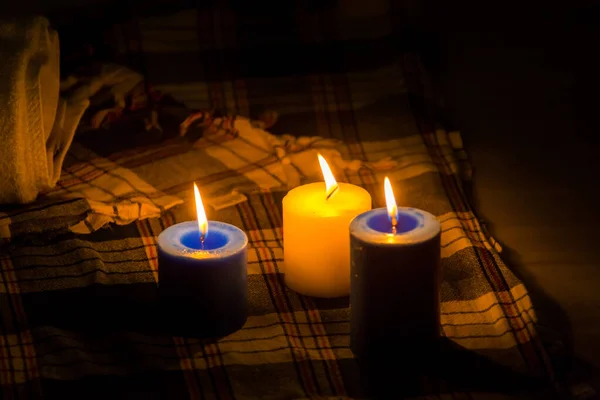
[0,2,556,398]
[0,143,182,240]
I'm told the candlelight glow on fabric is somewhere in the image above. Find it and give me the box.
[317,153,339,199]
[384,176,399,226]
[193,183,208,240]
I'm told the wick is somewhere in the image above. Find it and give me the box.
[326,185,339,201]
[200,234,205,250]
[391,215,397,234]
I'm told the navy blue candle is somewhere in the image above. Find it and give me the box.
[349,178,441,361]
[158,185,248,338]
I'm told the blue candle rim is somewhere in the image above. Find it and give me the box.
[350,207,440,245]
[158,221,248,259]
[180,229,230,250]
[366,211,420,233]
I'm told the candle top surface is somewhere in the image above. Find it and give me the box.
[283,182,371,217]
[158,220,247,259]
[350,207,440,245]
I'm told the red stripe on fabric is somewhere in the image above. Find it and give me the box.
[110,144,191,170]
[257,247,277,274]
[173,337,203,399]
[61,161,101,176]
[20,330,40,389]
[57,169,105,189]
[200,343,216,379]
[425,124,531,348]
[238,202,280,285]
[0,273,15,389]
[162,155,280,196]
[265,177,347,394]
[262,193,283,242]
[203,343,232,400]
[0,258,41,392]
[0,271,15,390]
[426,127,542,370]
[401,54,551,376]
[313,16,362,392]
[478,249,543,373]
[254,196,326,395]
[274,182,345,395]
[0,336,14,394]
[0,258,19,295]
[59,161,102,178]
[106,140,184,161]
[237,201,318,395]
[306,308,346,395]
[163,212,176,229]
[136,220,158,282]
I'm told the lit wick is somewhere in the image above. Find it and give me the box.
[194,182,209,249]
[325,185,339,201]
[384,176,399,234]
[318,153,339,201]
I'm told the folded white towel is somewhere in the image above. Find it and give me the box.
[0,16,87,205]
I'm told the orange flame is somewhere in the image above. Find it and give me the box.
[317,154,339,200]
[193,183,208,241]
[384,177,398,229]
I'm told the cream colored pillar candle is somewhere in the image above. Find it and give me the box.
[283,155,372,298]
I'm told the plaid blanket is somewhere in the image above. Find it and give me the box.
[0,3,557,399]
[0,142,183,240]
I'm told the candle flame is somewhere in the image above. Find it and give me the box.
[384,177,398,232]
[193,183,208,242]
[318,153,339,200]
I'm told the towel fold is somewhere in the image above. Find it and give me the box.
[0,16,87,205]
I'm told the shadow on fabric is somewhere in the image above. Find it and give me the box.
[356,337,553,398]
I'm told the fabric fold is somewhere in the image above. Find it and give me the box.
[0,16,93,205]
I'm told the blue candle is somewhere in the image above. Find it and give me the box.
[349,178,441,361]
[158,184,248,338]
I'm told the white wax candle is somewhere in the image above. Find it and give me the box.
[283,182,372,298]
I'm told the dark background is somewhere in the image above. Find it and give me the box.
[420,3,600,389]
[418,1,600,378]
